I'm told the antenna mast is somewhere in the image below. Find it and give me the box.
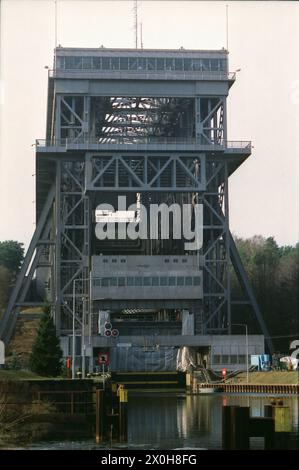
[226,4,229,51]
[134,1,138,49]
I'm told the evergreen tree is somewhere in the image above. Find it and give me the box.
[29,305,63,376]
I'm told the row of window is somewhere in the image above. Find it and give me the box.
[56,56,227,73]
[99,258,188,264]
[93,276,201,288]
[213,355,248,365]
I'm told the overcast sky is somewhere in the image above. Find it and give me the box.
[0,0,298,249]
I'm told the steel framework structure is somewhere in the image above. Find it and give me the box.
[0,48,273,354]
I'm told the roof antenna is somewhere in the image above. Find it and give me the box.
[226,4,229,51]
[140,23,143,49]
[134,1,138,49]
[55,0,58,48]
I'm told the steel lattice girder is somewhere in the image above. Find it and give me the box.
[85,152,206,192]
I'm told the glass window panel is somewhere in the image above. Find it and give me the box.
[147,58,156,70]
[102,57,110,69]
[152,277,159,286]
[191,59,201,71]
[120,57,128,70]
[193,277,201,286]
[169,277,176,286]
[211,59,218,71]
[143,277,151,286]
[201,59,210,71]
[183,58,192,71]
[157,58,164,70]
[93,279,101,287]
[92,57,101,69]
[175,59,183,71]
[127,277,134,286]
[173,259,178,263]
[185,277,192,286]
[118,277,126,287]
[56,57,65,69]
[165,58,174,70]
[102,277,109,287]
[128,58,138,70]
[65,56,82,69]
[160,277,167,286]
[137,58,146,70]
[220,59,227,71]
[177,277,184,286]
[83,57,92,69]
[135,277,142,286]
[111,57,119,70]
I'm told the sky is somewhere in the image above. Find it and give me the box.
[0,0,298,249]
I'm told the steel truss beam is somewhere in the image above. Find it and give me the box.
[85,153,206,192]
[0,186,55,344]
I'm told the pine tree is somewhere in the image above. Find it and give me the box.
[29,304,63,377]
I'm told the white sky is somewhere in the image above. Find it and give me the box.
[0,0,298,248]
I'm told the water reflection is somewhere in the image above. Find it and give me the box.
[128,394,299,449]
[4,393,299,450]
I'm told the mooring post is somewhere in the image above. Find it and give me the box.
[232,406,250,449]
[95,388,104,443]
[118,385,128,442]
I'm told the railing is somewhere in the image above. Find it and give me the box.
[48,68,236,81]
[35,137,251,151]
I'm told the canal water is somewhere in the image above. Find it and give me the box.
[6,394,299,450]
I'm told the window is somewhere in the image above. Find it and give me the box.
[127,277,134,286]
[121,259,126,263]
[238,355,246,364]
[185,277,192,286]
[118,277,126,287]
[152,277,159,286]
[92,57,101,69]
[134,277,142,286]
[102,277,109,287]
[169,277,176,286]
[182,259,187,263]
[111,57,119,70]
[160,277,167,286]
[112,259,117,263]
[230,355,238,364]
[93,279,101,287]
[222,354,229,363]
[103,259,108,263]
[110,277,117,287]
[213,355,221,365]
[183,59,192,71]
[192,59,201,71]
[129,58,138,70]
[120,57,128,70]
[173,259,178,263]
[65,56,82,69]
[193,277,201,286]
[83,57,92,69]
[56,57,65,69]
[157,58,164,70]
[211,59,219,71]
[165,58,174,70]
[147,58,156,71]
[164,259,170,263]
[137,58,146,70]
[175,59,183,71]
[102,57,110,69]
[143,277,151,286]
[177,277,184,286]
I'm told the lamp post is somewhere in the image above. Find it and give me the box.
[231,323,249,383]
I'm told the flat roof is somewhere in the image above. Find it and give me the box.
[55,47,228,58]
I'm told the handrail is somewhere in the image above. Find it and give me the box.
[48,69,236,81]
[35,138,251,150]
